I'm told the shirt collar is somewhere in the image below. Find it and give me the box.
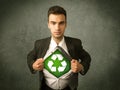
[51,37,65,47]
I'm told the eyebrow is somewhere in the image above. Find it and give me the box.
[50,21,65,23]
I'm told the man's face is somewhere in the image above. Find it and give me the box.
[48,14,66,39]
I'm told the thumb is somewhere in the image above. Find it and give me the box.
[37,58,44,62]
[71,59,76,63]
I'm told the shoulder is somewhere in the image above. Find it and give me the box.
[35,37,50,43]
[65,36,82,44]
[34,37,51,46]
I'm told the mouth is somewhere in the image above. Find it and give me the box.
[54,32,61,35]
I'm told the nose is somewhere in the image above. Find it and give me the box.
[55,24,60,30]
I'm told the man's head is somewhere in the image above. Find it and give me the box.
[47,6,67,41]
[48,6,67,20]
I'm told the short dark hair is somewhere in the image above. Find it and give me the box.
[48,5,67,20]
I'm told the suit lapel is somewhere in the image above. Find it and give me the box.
[65,36,75,58]
[40,36,75,59]
[40,37,51,58]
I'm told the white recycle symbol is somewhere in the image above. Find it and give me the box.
[48,54,67,72]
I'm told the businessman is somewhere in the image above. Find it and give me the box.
[27,5,91,90]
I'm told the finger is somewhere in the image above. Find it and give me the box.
[71,60,75,63]
[36,64,40,68]
[37,58,44,61]
[36,64,44,69]
[37,58,44,64]
[37,63,44,67]
[71,59,77,63]
[71,68,78,73]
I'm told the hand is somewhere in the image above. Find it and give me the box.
[32,58,44,71]
[71,59,83,73]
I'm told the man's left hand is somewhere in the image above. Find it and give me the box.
[71,59,83,73]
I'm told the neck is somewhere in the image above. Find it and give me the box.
[52,36,63,45]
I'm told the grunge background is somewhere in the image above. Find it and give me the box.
[0,0,120,90]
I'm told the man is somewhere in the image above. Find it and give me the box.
[27,6,91,90]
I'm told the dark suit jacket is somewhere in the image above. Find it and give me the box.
[27,36,91,89]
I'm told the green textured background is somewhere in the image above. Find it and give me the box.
[0,0,120,90]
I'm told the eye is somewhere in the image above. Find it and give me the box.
[51,21,56,25]
[59,21,65,25]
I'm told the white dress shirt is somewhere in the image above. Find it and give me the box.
[43,37,73,89]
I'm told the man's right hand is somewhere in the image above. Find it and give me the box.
[32,58,44,71]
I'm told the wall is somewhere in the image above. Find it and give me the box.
[0,0,120,90]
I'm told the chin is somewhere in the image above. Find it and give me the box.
[54,35,63,39]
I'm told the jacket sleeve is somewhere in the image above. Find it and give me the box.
[27,40,38,74]
[76,39,91,75]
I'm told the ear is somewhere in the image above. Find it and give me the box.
[47,22,50,29]
[65,21,67,28]
[65,23,67,28]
